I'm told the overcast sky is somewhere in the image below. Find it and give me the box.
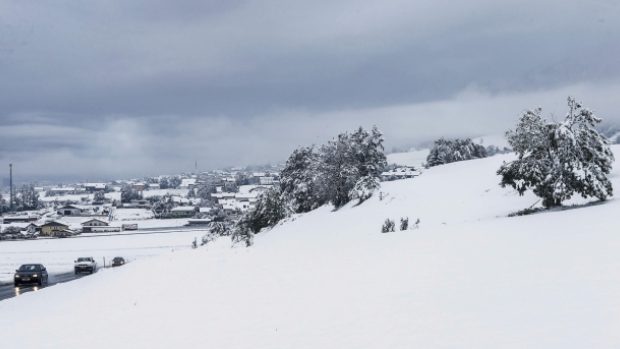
[1,0,619,182]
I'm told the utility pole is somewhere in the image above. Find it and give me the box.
[9,163,13,211]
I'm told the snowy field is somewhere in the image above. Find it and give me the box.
[386,148,429,167]
[0,229,206,284]
[0,146,619,348]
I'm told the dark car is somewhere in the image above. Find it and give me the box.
[111,257,126,267]
[14,264,49,287]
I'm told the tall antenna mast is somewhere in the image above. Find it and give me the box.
[9,163,13,211]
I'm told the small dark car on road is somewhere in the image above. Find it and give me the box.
[14,264,49,287]
[111,257,126,267]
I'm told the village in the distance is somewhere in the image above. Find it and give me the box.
[0,164,282,239]
[0,162,421,241]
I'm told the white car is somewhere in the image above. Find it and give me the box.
[74,257,97,274]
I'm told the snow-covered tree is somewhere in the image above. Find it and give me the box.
[17,184,39,210]
[426,138,487,167]
[350,175,380,202]
[350,126,387,178]
[121,185,142,203]
[159,177,170,189]
[280,146,327,213]
[93,191,105,204]
[169,176,182,189]
[281,126,386,210]
[348,126,387,202]
[151,194,174,218]
[0,193,7,213]
[231,224,254,247]
[209,221,232,236]
[498,97,615,208]
[243,188,287,234]
[320,133,359,208]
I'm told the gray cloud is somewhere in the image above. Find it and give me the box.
[0,0,619,181]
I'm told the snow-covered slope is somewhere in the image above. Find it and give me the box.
[1,147,619,348]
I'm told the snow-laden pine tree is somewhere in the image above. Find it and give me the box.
[348,126,387,202]
[351,175,380,202]
[18,184,40,210]
[243,188,287,234]
[426,138,487,167]
[280,146,327,213]
[350,126,387,178]
[121,185,142,203]
[498,97,614,208]
[93,191,106,204]
[151,194,174,218]
[320,133,360,208]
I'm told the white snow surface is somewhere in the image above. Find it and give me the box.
[1,147,620,348]
[387,148,429,167]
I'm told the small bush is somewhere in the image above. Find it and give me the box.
[381,219,395,233]
[399,217,409,231]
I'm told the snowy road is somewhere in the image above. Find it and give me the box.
[0,271,86,302]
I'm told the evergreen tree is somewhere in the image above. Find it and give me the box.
[280,146,327,213]
[320,133,359,208]
[350,175,380,202]
[151,194,174,218]
[121,185,142,203]
[93,191,106,204]
[498,97,614,208]
[18,184,39,210]
[159,177,170,189]
[426,138,487,167]
[243,188,287,234]
[169,176,182,189]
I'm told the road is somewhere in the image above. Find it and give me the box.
[0,271,86,302]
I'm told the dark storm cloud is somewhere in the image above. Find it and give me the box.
[1,0,619,180]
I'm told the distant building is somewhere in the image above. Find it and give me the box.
[259,177,276,185]
[47,187,82,196]
[39,221,71,237]
[83,183,108,192]
[381,167,421,181]
[81,219,109,233]
[57,204,85,216]
[121,199,151,209]
[25,223,40,235]
[167,206,196,218]
[180,178,197,189]
[2,215,38,224]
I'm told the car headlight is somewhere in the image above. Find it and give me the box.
[32,274,38,278]
[15,275,20,278]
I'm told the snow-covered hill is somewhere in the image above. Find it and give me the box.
[1,147,619,348]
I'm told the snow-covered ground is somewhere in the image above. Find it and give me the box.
[387,148,429,167]
[0,146,619,348]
